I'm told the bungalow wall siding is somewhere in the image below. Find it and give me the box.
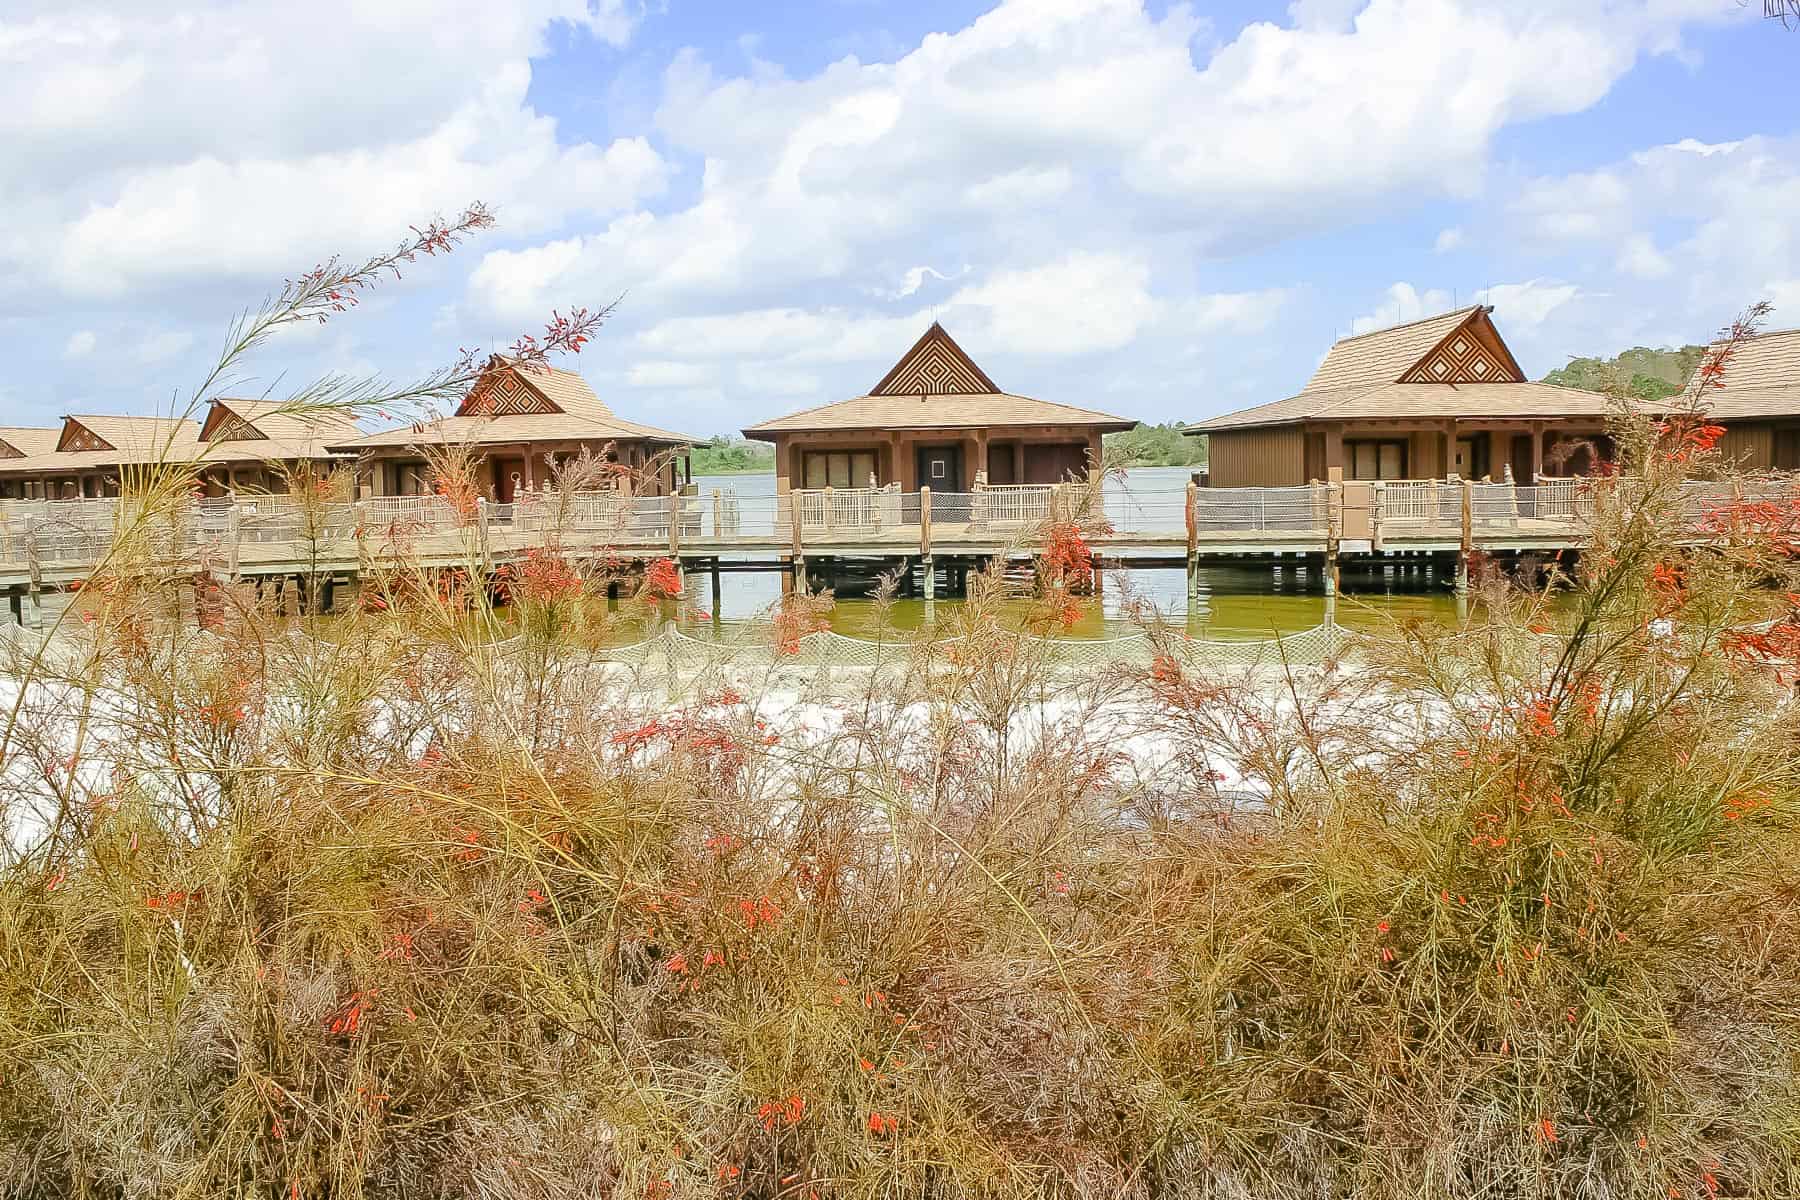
[768,427,1104,493]
[1207,427,1306,488]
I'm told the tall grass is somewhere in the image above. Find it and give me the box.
[3,260,1798,1198]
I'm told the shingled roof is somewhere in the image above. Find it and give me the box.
[1186,305,1595,433]
[1685,327,1800,420]
[743,322,1132,438]
[197,398,360,466]
[0,427,59,460]
[333,357,692,451]
[0,415,204,476]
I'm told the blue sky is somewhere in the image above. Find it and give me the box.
[3,0,1798,437]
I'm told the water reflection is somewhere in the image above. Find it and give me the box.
[685,468,1467,640]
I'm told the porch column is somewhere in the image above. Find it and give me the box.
[1439,423,1453,479]
[1012,440,1025,484]
[972,430,989,490]
[1324,426,1344,474]
[1531,424,1545,481]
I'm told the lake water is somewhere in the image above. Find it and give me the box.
[688,467,1466,639]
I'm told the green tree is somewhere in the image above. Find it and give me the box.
[1540,344,1706,403]
[1103,422,1209,467]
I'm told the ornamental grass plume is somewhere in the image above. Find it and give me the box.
[4,229,1800,1199]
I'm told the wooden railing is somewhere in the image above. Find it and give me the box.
[4,475,1794,582]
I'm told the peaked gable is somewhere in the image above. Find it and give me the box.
[199,402,266,442]
[870,323,1001,396]
[1396,307,1526,385]
[57,417,115,453]
[458,360,564,417]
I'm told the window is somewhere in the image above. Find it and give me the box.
[1347,439,1407,481]
[1775,427,1800,471]
[802,450,877,489]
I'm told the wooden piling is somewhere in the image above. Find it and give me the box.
[1457,478,1474,596]
[1185,481,1199,603]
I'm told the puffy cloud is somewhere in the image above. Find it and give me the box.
[1434,227,1465,253]
[466,0,1732,325]
[1498,135,1800,353]
[63,330,96,359]
[626,360,718,388]
[2,1,656,301]
[944,252,1159,356]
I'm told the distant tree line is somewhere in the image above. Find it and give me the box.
[1540,343,1707,402]
[689,436,776,475]
[1104,422,1208,467]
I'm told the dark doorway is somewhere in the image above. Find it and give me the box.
[917,444,962,492]
[1023,442,1088,484]
[917,444,967,521]
[987,441,1017,485]
[492,457,525,503]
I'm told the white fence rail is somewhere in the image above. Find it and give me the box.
[3,474,1793,580]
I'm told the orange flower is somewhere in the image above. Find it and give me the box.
[1538,1118,1558,1144]
[867,1110,899,1136]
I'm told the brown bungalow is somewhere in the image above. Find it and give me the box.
[331,356,695,499]
[194,398,362,495]
[1683,327,1800,470]
[742,322,1133,494]
[1187,306,1618,487]
[0,403,359,500]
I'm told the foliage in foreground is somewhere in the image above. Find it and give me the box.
[2,222,1799,1196]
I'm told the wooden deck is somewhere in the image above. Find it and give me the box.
[2,476,1780,602]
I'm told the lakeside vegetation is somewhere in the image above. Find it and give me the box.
[1103,421,1208,467]
[4,216,1799,1200]
[690,435,776,475]
[1541,343,1707,402]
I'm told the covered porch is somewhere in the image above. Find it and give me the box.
[1302,418,1614,484]
[772,426,1103,495]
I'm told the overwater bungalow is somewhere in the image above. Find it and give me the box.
[331,355,696,499]
[1185,306,1619,486]
[0,403,362,500]
[0,415,203,499]
[193,398,362,496]
[1683,327,1800,470]
[741,322,1133,494]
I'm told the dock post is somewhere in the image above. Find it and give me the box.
[7,590,20,627]
[1185,480,1199,605]
[919,486,934,602]
[25,586,43,631]
[789,492,806,595]
[1369,481,1385,555]
[1456,478,1474,598]
[710,557,722,616]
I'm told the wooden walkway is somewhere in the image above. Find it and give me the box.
[3,474,1776,621]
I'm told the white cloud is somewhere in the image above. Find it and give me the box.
[466,0,1732,327]
[1348,278,1578,342]
[1616,233,1672,280]
[626,360,718,388]
[1350,282,1450,334]
[63,329,96,359]
[135,328,194,364]
[945,252,1158,355]
[1476,279,1580,329]
[1434,226,1465,253]
[1,1,655,301]
[889,265,964,299]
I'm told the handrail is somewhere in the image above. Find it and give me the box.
[3,474,1794,578]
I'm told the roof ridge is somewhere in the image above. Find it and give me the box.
[1331,305,1479,347]
[1708,325,1800,347]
